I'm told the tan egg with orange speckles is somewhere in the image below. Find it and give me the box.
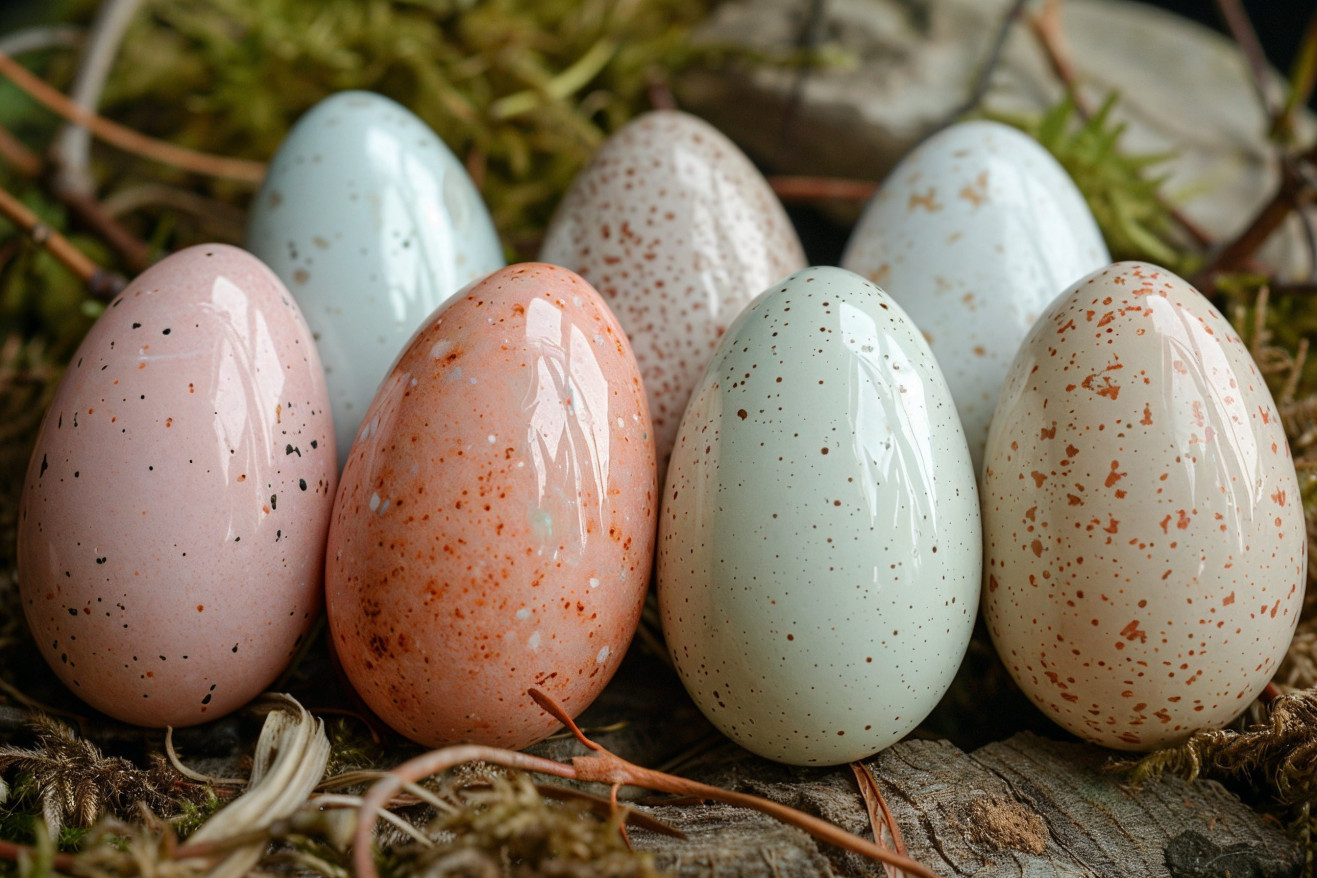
[982,261,1305,751]
[325,263,656,749]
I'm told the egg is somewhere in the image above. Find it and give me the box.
[325,263,656,749]
[658,266,981,766]
[539,109,806,483]
[247,90,505,468]
[982,262,1305,751]
[17,244,336,726]
[841,119,1110,474]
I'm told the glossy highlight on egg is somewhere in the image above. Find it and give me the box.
[247,90,505,468]
[982,262,1305,750]
[540,109,807,483]
[841,119,1109,474]
[326,263,656,750]
[658,266,981,766]
[17,244,337,727]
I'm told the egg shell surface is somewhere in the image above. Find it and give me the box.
[325,263,657,749]
[539,109,806,483]
[658,266,981,766]
[841,119,1110,475]
[982,262,1305,751]
[246,90,505,468]
[17,244,337,727]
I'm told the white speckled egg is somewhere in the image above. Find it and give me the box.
[841,119,1110,474]
[17,244,336,726]
[247,91,505,467]
[326,263,656,750]
[539,109,806,483]
[982,262,1305,751]
[658,266,981,766]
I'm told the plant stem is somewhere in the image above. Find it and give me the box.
[51,0,147,200]
[0,121,153,272]
[1199,144,1317,284]
[0,184,125,298]
[770,175,878,203]
[954,0,1029,118]
[0,26,82,58]
[1213,0,1276,121]
[351,689,944,878]
[1027,0,1213,249]
[0,48,265,184]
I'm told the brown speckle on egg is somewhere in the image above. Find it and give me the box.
[982,262,1305,751]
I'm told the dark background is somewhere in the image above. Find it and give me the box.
[1151,1,1311,89]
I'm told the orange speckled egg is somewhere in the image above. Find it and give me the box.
[325,263,657,749]
[982,262,1305,751]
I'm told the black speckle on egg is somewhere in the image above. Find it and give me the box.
[299,479,307,490]
[132,322,141,329]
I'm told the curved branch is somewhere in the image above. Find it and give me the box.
[0,48,265,184]
[351,690,944,878]
[0,184,125,298]
[52,0,148,199]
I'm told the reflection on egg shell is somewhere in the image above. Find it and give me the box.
[982,262,1305,751]
[247,90,505,467]
[658,266,981,766]
[540,110,806,483]
[841,120,1109,474]
[326,263,656,750]
[17,244,337,726]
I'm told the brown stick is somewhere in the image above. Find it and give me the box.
[0,122,152,273]
[1213,0,1276,120]
[0,48,265,184]
[769,175,878,203]
[1199,145,1317,283]
[351,690,944,878]
[0,183,125,297]
[1027,0,1213,249]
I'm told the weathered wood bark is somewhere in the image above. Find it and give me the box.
[619,733,1300,877]
[522,650,1301,877]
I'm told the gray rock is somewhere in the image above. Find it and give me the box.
[678,0,1316,279]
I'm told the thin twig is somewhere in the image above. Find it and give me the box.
[0,26,82,58]
[52,0,147,200]
[351,689,943,878]
[1200,144,1317,284]
[0,125,42,178]
[0,183,125,297]
[164,726,247,786]
[954,0,1029,118]
[0,48,265,184]
[770,175,878,203]
[1213,0,1276,121]
[1027,0,1213,249]
[0,121,152,272]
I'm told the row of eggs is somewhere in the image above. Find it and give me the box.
[16,92,1305,765]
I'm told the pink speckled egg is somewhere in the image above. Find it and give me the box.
[539,110,806,482]
[325,263,657,749]
[18,244,337,726]
[982,262,1305,750]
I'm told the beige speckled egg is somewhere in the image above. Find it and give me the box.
[539,110,806,482]
[325,263,656,750]
[982,262,1305,750]
[18,244,337,726]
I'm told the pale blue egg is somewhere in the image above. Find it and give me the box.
[247,91,505,466]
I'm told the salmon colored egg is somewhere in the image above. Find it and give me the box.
[982,262,1305,750]
[540,110,806,484]
[18,244,337,726]
[325,263,657,749]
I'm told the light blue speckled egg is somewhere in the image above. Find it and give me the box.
[246,91,505,466]
[658,266,981,766]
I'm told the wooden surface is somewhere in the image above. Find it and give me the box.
[531,651,1301,877]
